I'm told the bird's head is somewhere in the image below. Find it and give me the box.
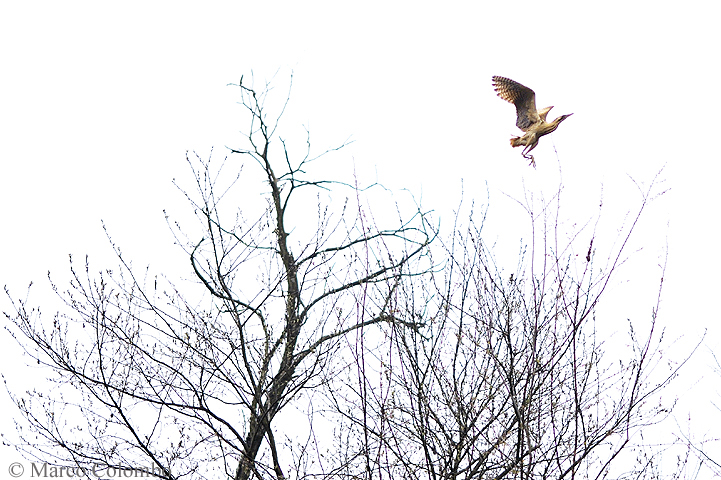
[538,106,554,121]
[556,113,573,123]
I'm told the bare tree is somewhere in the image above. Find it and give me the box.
[3,77,432,480]
[4,77,688,480]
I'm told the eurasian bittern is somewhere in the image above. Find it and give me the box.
[492,76,573,167]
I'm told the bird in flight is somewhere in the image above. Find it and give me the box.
[492,76,573,167]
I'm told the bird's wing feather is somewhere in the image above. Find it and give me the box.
[492,76,540,132]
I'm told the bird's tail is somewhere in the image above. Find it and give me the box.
[510,136,522,148]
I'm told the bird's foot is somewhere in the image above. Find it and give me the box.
[523,155,536,169]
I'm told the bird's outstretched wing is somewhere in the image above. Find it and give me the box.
[492,76,540,132]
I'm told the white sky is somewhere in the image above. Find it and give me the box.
[1,0,720,474]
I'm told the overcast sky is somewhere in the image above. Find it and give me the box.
[2,0,720,473]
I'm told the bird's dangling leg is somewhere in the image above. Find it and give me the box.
[522,142,539,168]
[521,151,536,168]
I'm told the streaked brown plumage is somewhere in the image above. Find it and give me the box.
[492,76,572,167]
